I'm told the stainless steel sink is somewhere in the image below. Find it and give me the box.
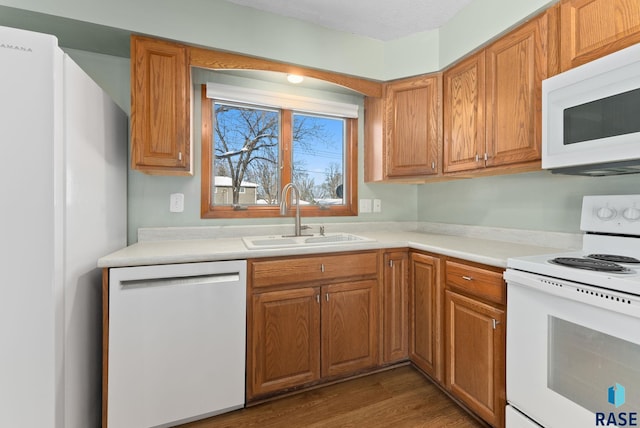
[242,232,374,249]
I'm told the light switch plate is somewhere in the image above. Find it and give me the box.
[359,199,372,213]
[170,193,184,212]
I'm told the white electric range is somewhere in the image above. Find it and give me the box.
[504,195,640,428]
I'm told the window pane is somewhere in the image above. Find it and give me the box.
[292,113,345,206]
[213,102,280,206]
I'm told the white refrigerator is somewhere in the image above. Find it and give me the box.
[0,26,127,428]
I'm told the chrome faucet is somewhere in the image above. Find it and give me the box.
[280,183,311,237]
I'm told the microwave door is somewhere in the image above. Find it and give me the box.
[542,42,640,172]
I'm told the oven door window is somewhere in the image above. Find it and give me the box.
[548,316,640,414]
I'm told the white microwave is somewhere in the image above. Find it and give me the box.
[542,42,640,176]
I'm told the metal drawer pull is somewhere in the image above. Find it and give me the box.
[462,275,473,281]
[320,264,325,273]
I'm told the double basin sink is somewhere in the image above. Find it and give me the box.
[242,232,374,250]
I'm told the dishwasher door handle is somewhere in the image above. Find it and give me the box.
[119,272,241,289]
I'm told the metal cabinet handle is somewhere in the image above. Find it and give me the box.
[178,151,183,161]
[389,260,394,268]
[325,293,329,302]
[462,275,473,281]
[316,294,320,303]
[492,319,501,329]
[320,264,325,273]
[431,161,436,170]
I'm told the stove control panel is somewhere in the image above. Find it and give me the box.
[581,195,640,235]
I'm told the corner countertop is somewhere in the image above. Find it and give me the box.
[98,227,573,269]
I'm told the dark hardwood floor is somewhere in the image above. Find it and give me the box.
[182,365,485,427]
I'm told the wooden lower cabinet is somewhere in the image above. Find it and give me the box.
[382,250,409,364]
[248,250,507,428]
[247,252,380,401]
[250,287,321,397]
[444,259,506,428]
[409,251,443,383]
[322,280,379,377]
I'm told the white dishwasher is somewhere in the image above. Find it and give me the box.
[107,261,246,428]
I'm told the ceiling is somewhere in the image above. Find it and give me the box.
[223,0,474,41]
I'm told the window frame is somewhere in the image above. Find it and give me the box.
[200,86,358,219]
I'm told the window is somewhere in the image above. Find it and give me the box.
[201,84,358,218]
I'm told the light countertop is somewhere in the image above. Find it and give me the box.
[98,229,570,269]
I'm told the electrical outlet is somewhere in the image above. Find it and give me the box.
[170,193,184,212]
[373,199,382,213]
[359,199,372,213]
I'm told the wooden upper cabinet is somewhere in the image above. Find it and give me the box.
[444,9,556,174]
[560,0,640,71]
[443,52,485,173]
[385,75,442,178]
[130,35,192,175]
[485,15,549,167]
[364,74,442,182]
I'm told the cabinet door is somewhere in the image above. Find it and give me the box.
[386,75,442,177]
[485,15,548,167]
[322,280,378,377]
[443,51,486,173]
[249,287,321,398]
[445,290,505,428]
[409,252,442,382]
[130,36,191,175]
[382,251,409,363]
[560,0,640,71]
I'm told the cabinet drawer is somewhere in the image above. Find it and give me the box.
[445,260,505,305]
[250,252,378,288]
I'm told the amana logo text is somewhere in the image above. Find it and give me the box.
[0,43,33,52]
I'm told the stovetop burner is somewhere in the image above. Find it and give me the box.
[587,254,640,264]
[549,257,633,273]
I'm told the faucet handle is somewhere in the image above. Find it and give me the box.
[301,225,312,230]
[319,226,325,236]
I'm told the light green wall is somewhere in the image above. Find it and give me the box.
[417,172,640,234]
[64,49,130,114]
[438,0,556,68]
